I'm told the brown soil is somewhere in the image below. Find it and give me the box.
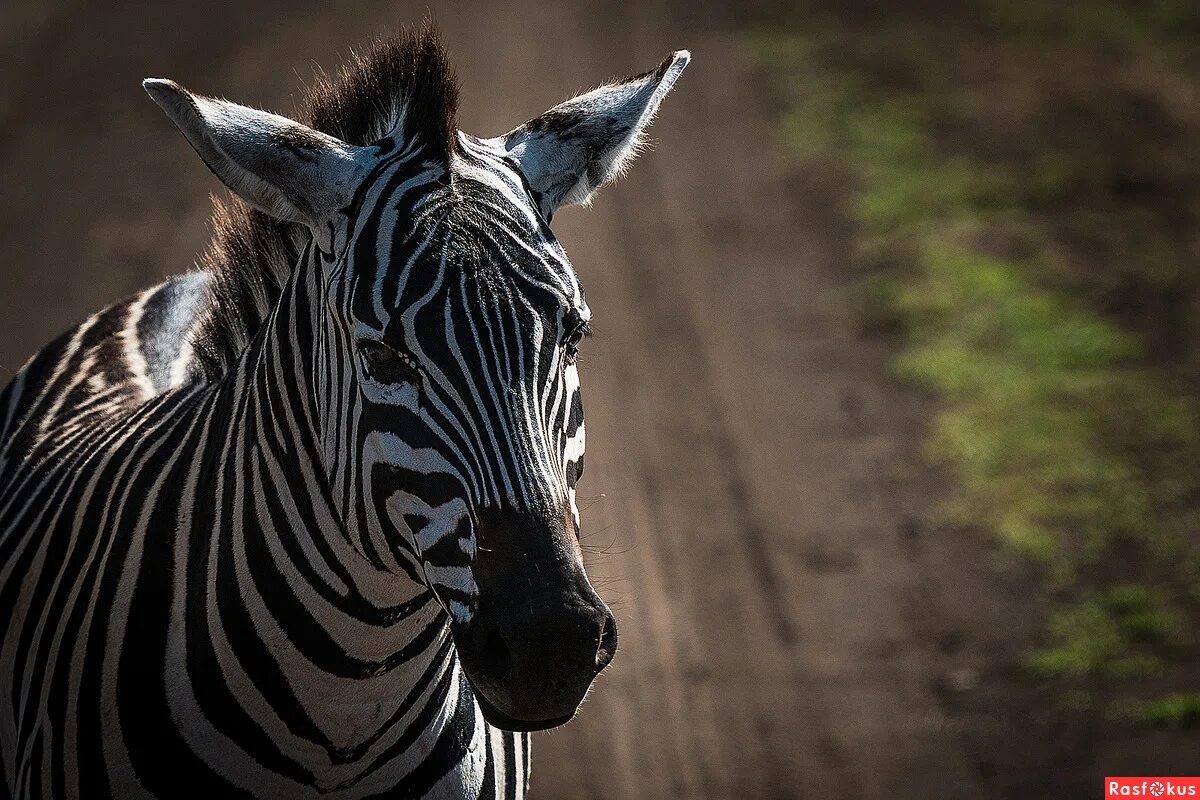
[0,1,1193,797]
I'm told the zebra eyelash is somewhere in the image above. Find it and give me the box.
[562,320,591,365]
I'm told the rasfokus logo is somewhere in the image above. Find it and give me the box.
[1107,778,1200,798]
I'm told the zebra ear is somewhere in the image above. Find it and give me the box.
[143,78,371,233]
[503,50,689,220]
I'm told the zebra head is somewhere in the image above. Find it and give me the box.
[145,33,687,731]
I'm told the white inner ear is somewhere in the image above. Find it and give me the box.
[503,50,689,216]
[190,97,314,220]
[144,78,372,236]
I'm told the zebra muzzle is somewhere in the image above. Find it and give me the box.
[449,507,617,732]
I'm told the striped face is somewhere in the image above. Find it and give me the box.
[319,136,617,729]
[328,137,590,620]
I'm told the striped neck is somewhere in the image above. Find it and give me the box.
[193,242,479,790]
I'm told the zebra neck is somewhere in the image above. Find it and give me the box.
[192,251,474,781]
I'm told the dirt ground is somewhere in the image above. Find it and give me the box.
[1,1,1192,798]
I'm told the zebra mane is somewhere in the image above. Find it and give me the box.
[190,25,459,379]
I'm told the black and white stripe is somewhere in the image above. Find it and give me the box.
[0,26,686,799]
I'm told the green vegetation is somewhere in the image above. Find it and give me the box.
[1132,692,1200,730]
[747,1,1200,718]
[1028,586,1179,680]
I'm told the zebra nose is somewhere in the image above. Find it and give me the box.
[454,505,616,730]
[472,603,614,678]
[453,595,616,731]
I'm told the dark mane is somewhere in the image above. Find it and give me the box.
[190,25,459,379]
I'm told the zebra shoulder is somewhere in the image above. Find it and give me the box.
[0,271,210,460]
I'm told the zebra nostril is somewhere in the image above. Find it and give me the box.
[483,628,510,677]
[596,612,618,670]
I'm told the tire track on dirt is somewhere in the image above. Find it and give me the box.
[609,188,802,650]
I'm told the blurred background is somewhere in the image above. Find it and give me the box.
[1,1,1198,797]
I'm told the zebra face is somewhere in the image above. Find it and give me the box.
[341,146,613,730]
[146,42,688,731]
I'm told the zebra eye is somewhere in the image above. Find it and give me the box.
[562,318,591,365]
[358,340,420,386]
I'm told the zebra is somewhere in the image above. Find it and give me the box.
[0,27,687,799]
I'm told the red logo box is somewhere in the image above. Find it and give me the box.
[1106,778,1200,798]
